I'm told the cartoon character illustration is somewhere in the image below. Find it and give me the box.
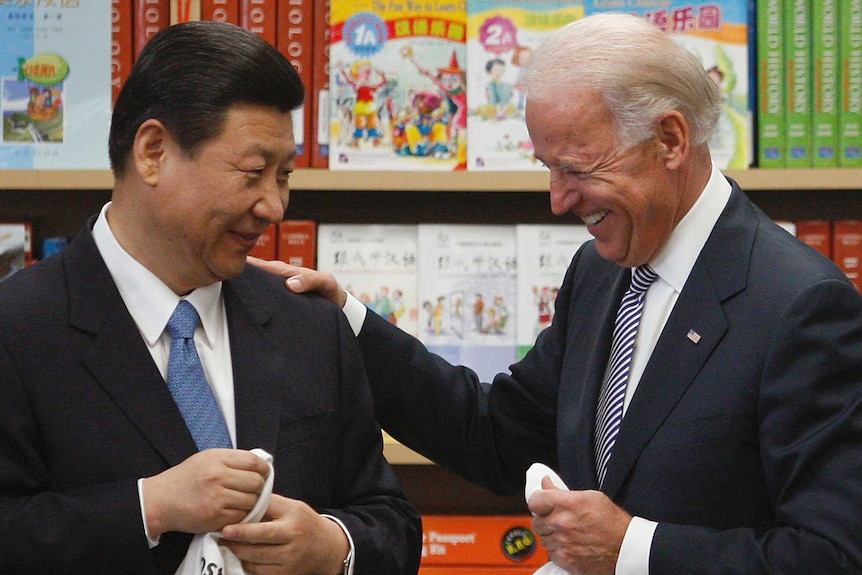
[405,49,468,169]
[398,90,450,158]
[337,59,387,146]
[485,58,513,120]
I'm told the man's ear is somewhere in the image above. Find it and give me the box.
[133,119,169,187]
[657,111,689,170]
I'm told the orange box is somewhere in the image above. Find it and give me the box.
[421,516,547,567]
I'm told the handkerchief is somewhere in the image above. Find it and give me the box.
[175,448,275,575]
[525,463,571,575]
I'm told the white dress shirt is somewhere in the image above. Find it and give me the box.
[341,165,732,575]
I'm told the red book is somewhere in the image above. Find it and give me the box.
[171,0,201,23]
[239,0,277,45]
[248,223,278,260]
[832,220,862,291]
[796,219,832,260]
[201,0,239,23]
[134,0,171,60]
[309,0,330,168]
[111,0,134,105]
[277,220,317,269]
[277,0,313,168]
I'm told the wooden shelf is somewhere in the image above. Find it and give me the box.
[2,167,861,192]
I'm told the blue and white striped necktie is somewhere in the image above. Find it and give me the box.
[594,264,658,488]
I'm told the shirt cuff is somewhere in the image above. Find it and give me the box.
[137,478,160,548]
[615,516,657,575]
[343,291,367,337]
[322,514,356,575]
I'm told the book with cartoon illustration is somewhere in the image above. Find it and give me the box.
[328,0,468,170]
[515,224,591,359]
[318,224,420,337]
[466,0,582,171]
[417,224,517,382]
[1,2,111,169]
[585,0,752,170]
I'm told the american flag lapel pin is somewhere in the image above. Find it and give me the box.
[687,329,701,344]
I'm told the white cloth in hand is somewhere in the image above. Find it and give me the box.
[175,448,275,575]
[525,463,571,575]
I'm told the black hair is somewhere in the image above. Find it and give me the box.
[109,20,304,175]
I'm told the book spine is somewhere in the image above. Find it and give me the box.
[839,0,862,166]
[310,0,330,168]
[812,0,840,167]
[239,0,277,45]
[277,220,317,269]
[171,0,202,23]
[111,0,134,105]
[200,0,240,23]
[756,0,785,167]
[248,223,279,260]
[795,219,832,259]
[134,0,171,60]
[277,0,314,168]
[784,0,811,167]
[832,220,862,291]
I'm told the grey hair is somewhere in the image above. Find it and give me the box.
[522,12,722,149]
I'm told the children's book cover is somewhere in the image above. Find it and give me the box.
[515,224,591,359]
[318,224,420,336]
[1,2,111,169]
[329,0,467,170]
[417,224,517,382]
[585,0,752,170]
[466,0,581,171]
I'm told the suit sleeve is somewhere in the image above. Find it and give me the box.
[319,312,423,575]
[0,341,163,574]
[650,278,862,574]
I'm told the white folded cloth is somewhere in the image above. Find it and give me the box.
[525,463,571,575]
[175,448,275,575]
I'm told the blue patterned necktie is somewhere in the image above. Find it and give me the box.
[594,265,658,488]
[165,300,232,451]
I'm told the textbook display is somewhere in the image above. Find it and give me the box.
[1,1,111,169]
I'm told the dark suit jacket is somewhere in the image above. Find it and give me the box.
[358,182,862,574]
[0,224,421,575]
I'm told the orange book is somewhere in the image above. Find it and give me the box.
[420,516,547,568]
[277,220,317,268]
[239,0,277,45]
[248,223,279,260]
[795,219,832,260]
[201,0,239,23]
[134,0,171,60]
[171,0,202,23]
[832,220,862,291]
[309,0,330,168]
[277,0,313,168]
[111,0,134,105]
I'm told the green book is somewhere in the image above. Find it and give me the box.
[812,0,840,167]
[757,0,785,167]
[839,0,862,167]
[784,0,811,167]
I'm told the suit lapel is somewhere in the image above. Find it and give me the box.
[66,227,197,467]
[600,183,756,498]
[224,275,285,455]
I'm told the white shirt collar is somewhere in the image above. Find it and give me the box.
[649,164,732,293]
[91,202,223,346]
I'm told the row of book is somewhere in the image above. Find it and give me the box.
[111,0,755,172]
[756,0,862,168]
[251,219,862,381]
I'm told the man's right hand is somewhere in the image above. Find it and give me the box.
[247,257,346,308]
[142,449,270,537]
